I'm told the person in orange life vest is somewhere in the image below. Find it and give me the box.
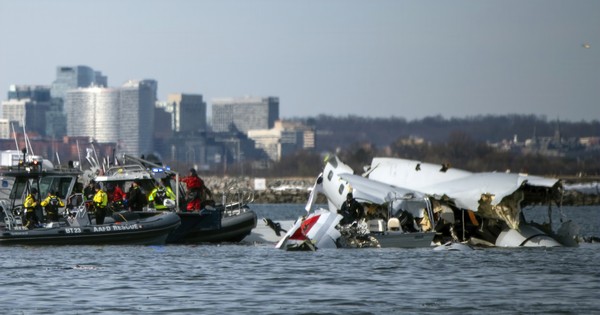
[181,168,212,211]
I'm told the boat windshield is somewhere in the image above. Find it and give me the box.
[9,178,28,200]
[38,176,74,199]
[9,176,75,201]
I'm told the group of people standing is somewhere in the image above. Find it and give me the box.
[21,167,213,229]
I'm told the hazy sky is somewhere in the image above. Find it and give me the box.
[1,0,598,121]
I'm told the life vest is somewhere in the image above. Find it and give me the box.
[46,196,60,213]
[24,194,37,213]
[93,190,108,208]
[154,188,166,205]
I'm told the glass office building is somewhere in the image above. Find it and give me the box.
[167,93,207,133]
[119,80,156,156]
[211,96,279,133]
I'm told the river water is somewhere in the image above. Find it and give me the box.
[1,205,599,314]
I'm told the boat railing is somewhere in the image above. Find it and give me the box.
[105,164,148,177]
[1,199,25,230]
[219,181,255,217]
[64,193,92,226]
[66,204,93,227]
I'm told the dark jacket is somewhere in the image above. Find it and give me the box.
[127,186,147,211]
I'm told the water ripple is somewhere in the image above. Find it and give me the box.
[1,205,599,314]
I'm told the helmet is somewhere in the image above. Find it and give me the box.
[163,199,176,208]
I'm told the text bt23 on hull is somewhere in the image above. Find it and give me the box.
[0,163,180,245]
[1,210,181,245]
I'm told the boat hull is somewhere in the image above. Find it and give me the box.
[495,225,562,247]
[0,212,181,246]
[373,231,436,248]
[166,209,257,244]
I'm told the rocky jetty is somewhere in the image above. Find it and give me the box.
[203,176,326,204]
[202,176,599,205]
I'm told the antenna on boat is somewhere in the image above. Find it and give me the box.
[90,140,104,173]
[10,122,19,151]
[76,140,83,170]
[21,113,35,156]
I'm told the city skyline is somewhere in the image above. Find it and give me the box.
[1,0,599,122]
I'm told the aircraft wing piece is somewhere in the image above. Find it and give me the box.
[369,157,472,190]
[337,173,427,204]
[419,172,559,211]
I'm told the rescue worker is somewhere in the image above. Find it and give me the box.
[107,183,126,212]
[127,181,147,212]
[41,191,65,222]
[83,181,96,201]
[339,192,363,225]
[93,184,108,225]
[181,168,212,211]
[148,184,176,211]
[23,188,39,229]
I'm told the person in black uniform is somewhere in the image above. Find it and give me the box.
[339,192,363,225]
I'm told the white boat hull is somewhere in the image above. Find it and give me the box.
[243,219,295,244]
[495,225,562,247]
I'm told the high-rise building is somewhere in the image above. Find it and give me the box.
[0,98,50,137]
[211,96,279,133]
[65,87,120,144]
[5,85,59,137]
[167,93,207,133]
[64,79,156,156]
[0,119,10,139]
[1,99,28,128]
[50,66,106,100]
[49,66,107,138]
[7,85,51,102]
[120,80,156,156]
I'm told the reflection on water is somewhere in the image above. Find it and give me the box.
[1,205,599,314]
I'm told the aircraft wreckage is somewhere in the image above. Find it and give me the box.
[275,155,580,251]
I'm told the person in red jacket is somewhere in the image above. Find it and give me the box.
[106,183,127,212]
[181,168,212,211]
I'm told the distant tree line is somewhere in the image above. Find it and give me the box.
[224,114,600,178]
[300,114,600,150]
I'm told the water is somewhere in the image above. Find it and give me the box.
[1,204,599,314]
